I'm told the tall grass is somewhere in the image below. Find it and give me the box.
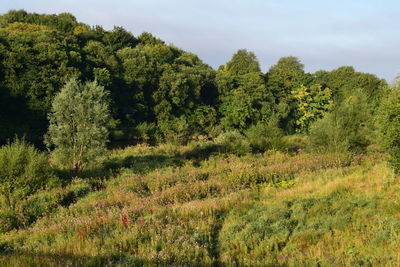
[0,142,398,266]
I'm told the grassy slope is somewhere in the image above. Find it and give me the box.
[0,143,399,266]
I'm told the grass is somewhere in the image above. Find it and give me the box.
[0,142,399,266]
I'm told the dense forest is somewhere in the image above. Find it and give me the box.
[0,9,388,148]
[2,10,400,266]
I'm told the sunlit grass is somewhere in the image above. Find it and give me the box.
[0,142,399,266]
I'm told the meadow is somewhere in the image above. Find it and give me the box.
[0,140,398,266]
[1,9,400,267]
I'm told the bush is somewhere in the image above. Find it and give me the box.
[182,141,219,160]
[0,208,20,233]
[309,90,372,153]
[245,118,285,152]
[1,178,91,233]
[0,139,57,209]
[17,189,63,227]
[377,87,400,173]
[215,131,251,156]
[134,122,158,144]
[282,135,309,153]
[158,116,191,145]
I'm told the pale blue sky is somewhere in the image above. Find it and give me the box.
[2,0,400,82]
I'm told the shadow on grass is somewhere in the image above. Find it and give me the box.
[54,154,183,185]
[0,251,289,267]
[105,143,221,175]
[52,143,222,205]
[56,141,222,181]
[181,143,221,161]
[104,154,186,175]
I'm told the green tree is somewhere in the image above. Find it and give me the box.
[0,21,80,143]
[314,66,388,108]
[217,50,273,130]
[220,49,261,75]
[1,22,79,112]
[291,84,332,132]
[266,56,312,133]
[152,53,217,141]
[245,117,284,152]
[45,78,111,172]
[377,86,400,173]
[309,90,371,153]
[116,44,174,126]
[219,72,273,129]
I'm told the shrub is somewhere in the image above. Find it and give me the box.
[158,116,191,145]
[60,178,92,206]
[245,118,285,152]
[182,141,219,160]
[377,87,400,173]
[215,131,251,156]
[134,122,157,144]
[282,135,309,153]
[309,90,372,153]
[17,189,63,227]
[0,208,20,233]
[0,139,57,210]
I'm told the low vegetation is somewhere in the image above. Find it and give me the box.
[0,140,398,266]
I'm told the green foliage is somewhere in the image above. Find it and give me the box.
[0,139,56,209]
[0,10,389,149]
[266,56,312,133]
[0,9,398,264]
[215,131,251,155]
[292,84,333,132]
[45,78,112,172]
[314,66,388,107]
[282,135,310,153]
[1,22,79,113]
[188,105,218,136]
[377,87,400,173]
[245,118,285,152]
[309,90,372,153]
[134,122,158,144]
[218,68,273,130]
[221,49,261,75]
[0,10,79,32]
[0,178,90,233]
[153,58,217,141]
[158,116,191,144]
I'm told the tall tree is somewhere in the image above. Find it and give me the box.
[314,66,388,108]
[153,52,217,142]
[219,72,273,130]
[221,49,261,75]
[266,56,312,133]
[217,50,274,130]
[45,78,111,172]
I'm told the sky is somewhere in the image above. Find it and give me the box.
[2,0,400,82]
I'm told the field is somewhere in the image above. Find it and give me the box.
[0,141,399,266]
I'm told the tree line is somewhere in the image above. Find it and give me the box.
[2,10,400,172]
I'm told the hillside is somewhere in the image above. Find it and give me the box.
[0,142,398,266]
[1,9,400,267]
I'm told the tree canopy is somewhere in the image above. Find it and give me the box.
[0,9,389,148]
